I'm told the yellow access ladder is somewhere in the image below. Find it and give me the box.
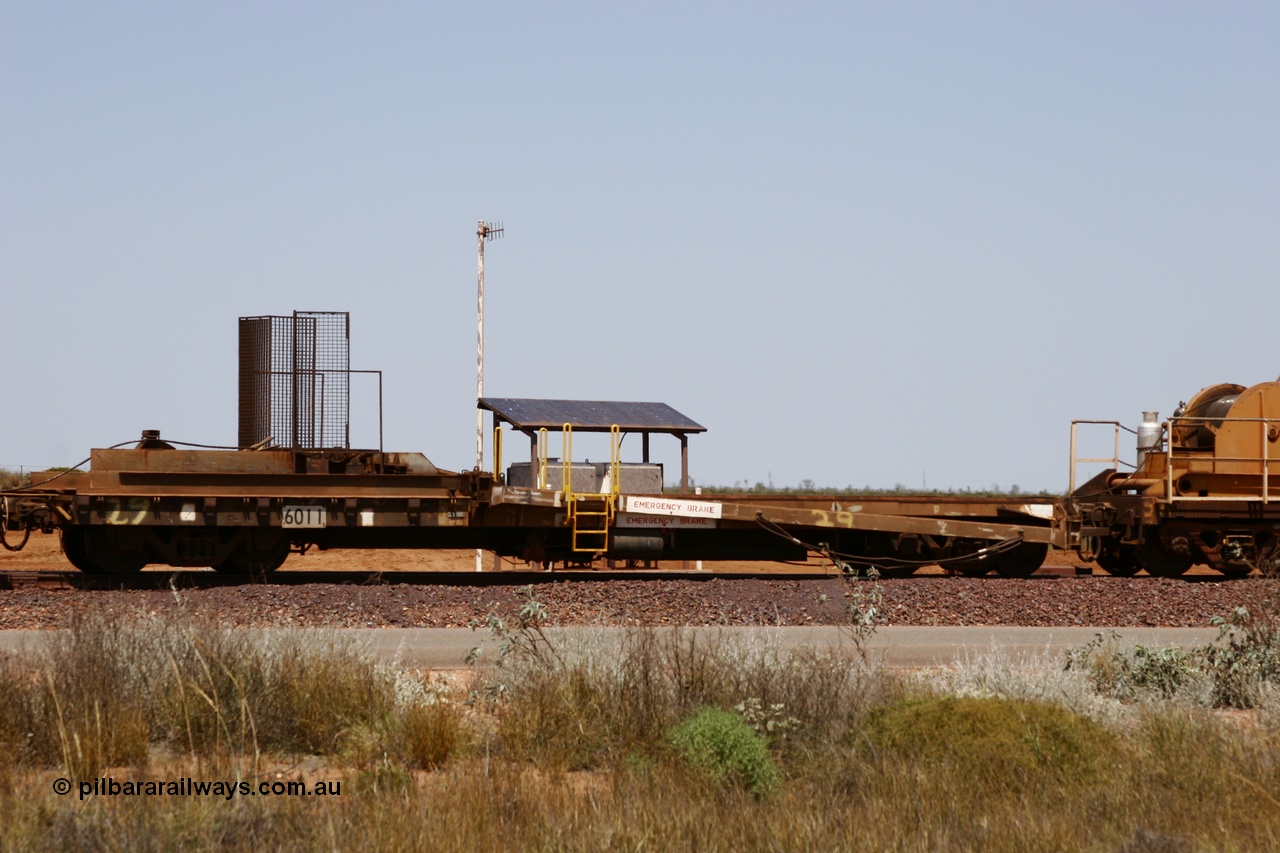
[562,424,622,554]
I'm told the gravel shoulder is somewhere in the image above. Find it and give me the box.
[0,576,1274,631]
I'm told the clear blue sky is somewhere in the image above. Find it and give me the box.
[2,2,1277,492]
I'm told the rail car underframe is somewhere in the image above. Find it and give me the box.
[1068,495,1280,576]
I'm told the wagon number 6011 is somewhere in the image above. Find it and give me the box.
[281,506,327,528]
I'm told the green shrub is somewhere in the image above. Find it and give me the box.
[1066,634,1203,702]
[864,695,1117,786]
[1202,606,1280,709]
[668,706,779,797]
[1067,610,1280,710]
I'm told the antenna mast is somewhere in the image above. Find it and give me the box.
[476,220,503,571]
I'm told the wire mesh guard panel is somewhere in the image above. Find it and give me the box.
[238,312,350,449]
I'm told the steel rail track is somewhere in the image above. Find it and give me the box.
[0,563,1116,591]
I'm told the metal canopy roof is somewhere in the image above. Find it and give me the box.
[478,398,706,434]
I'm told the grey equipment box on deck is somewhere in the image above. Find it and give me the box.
[505,462,664,494]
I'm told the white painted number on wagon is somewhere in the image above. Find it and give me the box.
[282,506,327,528]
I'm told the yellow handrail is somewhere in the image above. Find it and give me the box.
[493,424,503,480]
[561,423,573,506]
[537,428,549,489]
[1068,420,1127,495]
[557,423,621,552]
[609,424,621,496]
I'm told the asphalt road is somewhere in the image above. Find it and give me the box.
[0,625,1219,670]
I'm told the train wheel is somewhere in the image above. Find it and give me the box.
[1137,539,1192,579]
[220,531,290,579]
[992,542,1049,578]
[60,526,101,574]
[83,527,148,575]
[1094,541,1140,577]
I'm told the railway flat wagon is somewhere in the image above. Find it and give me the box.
[0,310,1059,577]
[2,435,1057,577]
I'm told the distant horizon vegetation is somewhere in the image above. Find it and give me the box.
[670,480,1062,498]
[0,466,1059,498]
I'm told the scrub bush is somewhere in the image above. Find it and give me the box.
[668,706,779,797]
[864,695,1117,787]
